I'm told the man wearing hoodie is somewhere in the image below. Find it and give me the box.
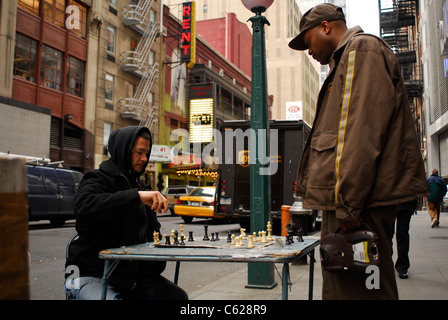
[65,126,188,300]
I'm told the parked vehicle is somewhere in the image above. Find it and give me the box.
[174,186,222,223]
[164,185,196,215]
[443,194,448,211]
[26,165,83,227]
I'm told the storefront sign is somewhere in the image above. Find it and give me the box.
[286,101,302,120]
[149,145,172,162]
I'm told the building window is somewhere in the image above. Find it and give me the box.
[14,33,37,82]
[66,56,85,97]
[40,44,63,91]
[17,0,40,16]
[43,0,66,29]
[106,25,116,54]
[150,10,156,25]
[149,50,155,65]
[68,0,88,39]
[108,0,117,7]
[105,73,114,102]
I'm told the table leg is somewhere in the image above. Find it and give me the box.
[100,260,120,300]
[174,261,181,285]
[282,263,289,300]
[308,248,315,300]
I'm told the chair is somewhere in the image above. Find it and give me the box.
[65,233,79,300]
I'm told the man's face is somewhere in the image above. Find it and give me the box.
[131,136,150,173]
[303,22,333,65]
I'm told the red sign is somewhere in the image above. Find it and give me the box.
[288,105,301,113]
[181,2,193,62]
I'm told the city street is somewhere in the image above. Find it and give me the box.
[28,210,448,300]
[28,214,244,300]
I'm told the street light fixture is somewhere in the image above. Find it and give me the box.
[241,0,276,289]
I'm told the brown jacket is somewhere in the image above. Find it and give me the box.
[296,27,428,220]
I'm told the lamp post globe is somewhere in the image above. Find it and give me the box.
[241,0,274,13]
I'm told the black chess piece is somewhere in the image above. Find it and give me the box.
[227,231,232,243]
[174,231,180,245]
[203,225,210,241]
[165,235,171,246]
[180,236,185,245]
[215,232,220,241]
[210,232,216,241]
[297,227,304,242]
[188,231,194,242]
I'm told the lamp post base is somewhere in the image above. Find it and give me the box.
[246,263,277,289]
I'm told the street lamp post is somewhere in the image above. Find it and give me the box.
[241,0,276,289]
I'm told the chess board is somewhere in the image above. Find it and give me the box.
[152,222,306,251]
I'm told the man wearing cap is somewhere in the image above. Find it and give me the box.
[289,4,427,299]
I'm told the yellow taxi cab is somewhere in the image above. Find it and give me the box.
[174,186,223,223]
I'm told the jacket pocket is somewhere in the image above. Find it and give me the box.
[307,132,337,189]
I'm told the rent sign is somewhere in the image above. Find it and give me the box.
[181,1,196,69]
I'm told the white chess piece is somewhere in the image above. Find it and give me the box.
[179,224,185,238]
[153,231,160,245]
[267,221,273,241]
[247,235,255,248]
[252,232,258,242]
[261,231,267,243]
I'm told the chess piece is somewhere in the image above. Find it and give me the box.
[227,231,232,243]
[188,231,194,242]
[174,231,180,245]
[203,225,210,241]
[180,236,185,245]
[215,232,220,241]
[153,231,160,245]
[247,235,255,248]
[162,234,167,245]
[240,228,247,240]
[170,229,175,244]
[267,221,273,241]
[231,234,236,245]
[165,235,171,246]
[252,232,259,242]
[297,227,304,242]
[235,236,243,247]
[211,232,216,241]
[260,231,267,243]
[179,224,185,238]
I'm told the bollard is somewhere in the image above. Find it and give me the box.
[0,156,29,299]
[281,205,291,237]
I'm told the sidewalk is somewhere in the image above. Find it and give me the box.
[188,211,448,300]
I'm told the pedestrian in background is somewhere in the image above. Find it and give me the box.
[395,199,417,279]
[427,169,447,228]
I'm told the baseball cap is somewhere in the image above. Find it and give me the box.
[289,3,346,51]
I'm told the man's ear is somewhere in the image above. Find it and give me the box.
[321,21,331,35]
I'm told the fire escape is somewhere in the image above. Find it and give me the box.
[379,0,424,148]
[119,0,159,130]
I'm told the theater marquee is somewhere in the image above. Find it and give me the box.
[189,84,214,143]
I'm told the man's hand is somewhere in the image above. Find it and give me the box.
[138,191,168,213]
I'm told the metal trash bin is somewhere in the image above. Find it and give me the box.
[289,196,313,235]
